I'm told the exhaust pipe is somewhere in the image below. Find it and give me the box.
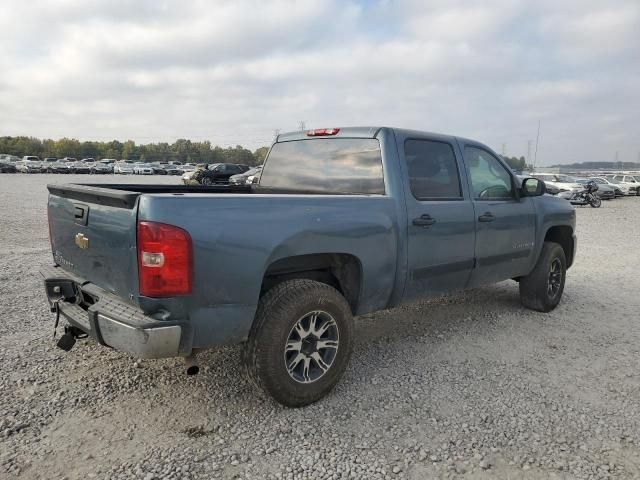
[184,353,200,376]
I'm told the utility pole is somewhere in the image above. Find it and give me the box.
[533,120,541,171]
[501,143,506,156]
[298,121,306,132]
[527,140,532,170]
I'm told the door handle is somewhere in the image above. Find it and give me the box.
[413,214,436,227]
[478,212,495,222]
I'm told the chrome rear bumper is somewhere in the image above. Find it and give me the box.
[40,265,189,358]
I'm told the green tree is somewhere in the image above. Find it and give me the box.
[254,146,269,164]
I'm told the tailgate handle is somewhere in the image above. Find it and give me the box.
[73,203,89,226]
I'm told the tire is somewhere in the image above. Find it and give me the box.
[589,196,601,208]
[201,176,212,186]
[242,279,354,407]
[519,241,567,312]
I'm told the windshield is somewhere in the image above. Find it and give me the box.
[261,138,384,194]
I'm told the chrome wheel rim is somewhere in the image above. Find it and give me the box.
[547,258,562,298]
[284,310,339,384]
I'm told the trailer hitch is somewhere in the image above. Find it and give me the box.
[56,325,88,352]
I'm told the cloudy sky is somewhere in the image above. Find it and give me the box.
[1,0,638,165]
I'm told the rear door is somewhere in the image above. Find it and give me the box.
[47,186,139,299]
[398,133,476,301]
[459,142,537,286]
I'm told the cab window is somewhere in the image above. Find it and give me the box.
[465,147,514,200]
[404,139,462,200]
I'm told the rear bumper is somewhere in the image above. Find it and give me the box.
[40,265,191,358]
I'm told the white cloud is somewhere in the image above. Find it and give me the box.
[0,0,638,163]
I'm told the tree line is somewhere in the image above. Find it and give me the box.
[0,136,269,166]
[499,155,531,172]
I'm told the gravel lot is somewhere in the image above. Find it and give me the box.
[1,174,639,480]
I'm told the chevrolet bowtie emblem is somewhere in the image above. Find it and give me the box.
[75,233,89,249]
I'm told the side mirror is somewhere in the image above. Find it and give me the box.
[522,178,545,196]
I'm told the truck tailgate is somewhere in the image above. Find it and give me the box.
[47,185,139,299]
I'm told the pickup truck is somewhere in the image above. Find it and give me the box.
[41,127,576,407]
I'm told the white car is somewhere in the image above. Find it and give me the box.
[531,174,582,195]
[133,163,154,175]
[590,177,631,196]
[17,158,44,173]
[114,161,135,174]
[609,175,640,196]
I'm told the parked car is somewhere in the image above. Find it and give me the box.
[70,161,91,174]
[531,173,582,195]
[589,177,630,196]
[42,126,576,407]
[17,159,43,173]
[96,159,116,173]
[114,160,135,174]
[43,157,60,172]
[0,160,18,173]
[151,164,168,175]
[47,160,71,174]
[0,154,20,163]
[197,163,248,185]
[90,162,112,174]
[81,158,95,163]
[180,164,199,184]
[229,165,263,185]
[133,163,154,175]
[608,175,640,195]
[163,164,182,175]
[60,157,78,163]
[584,176,617,196]
[574,179,615,200]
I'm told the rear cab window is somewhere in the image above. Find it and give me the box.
[259,138,384,195]
[404,139,462,200]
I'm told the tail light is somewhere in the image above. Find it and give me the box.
[137,221,193,297]
[306,128,340,136]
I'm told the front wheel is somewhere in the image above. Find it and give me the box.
[519,241,567,312]
[200,176,213,186]
[243,279,354,407]
[589,195,602,208]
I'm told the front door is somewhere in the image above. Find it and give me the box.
[400,135,476,302]
[460,143,537,286]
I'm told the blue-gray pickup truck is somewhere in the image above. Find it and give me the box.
[42,127,576,406]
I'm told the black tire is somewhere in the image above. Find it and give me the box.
[519,241,566,312]
[201,176,212,186]
[242,279,354,407]
[589,196,601,208]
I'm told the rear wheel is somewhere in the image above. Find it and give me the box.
[243,279,354,407]
[519,241,566,312]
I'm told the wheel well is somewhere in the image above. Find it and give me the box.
[544,226,574,267]
[261,254,362,314]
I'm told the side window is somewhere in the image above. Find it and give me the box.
[465,147,514,200]
[404,139,462,200]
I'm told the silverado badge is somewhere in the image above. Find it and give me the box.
[74,233,89,250]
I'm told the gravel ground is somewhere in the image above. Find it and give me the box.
[1,174,639,480]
